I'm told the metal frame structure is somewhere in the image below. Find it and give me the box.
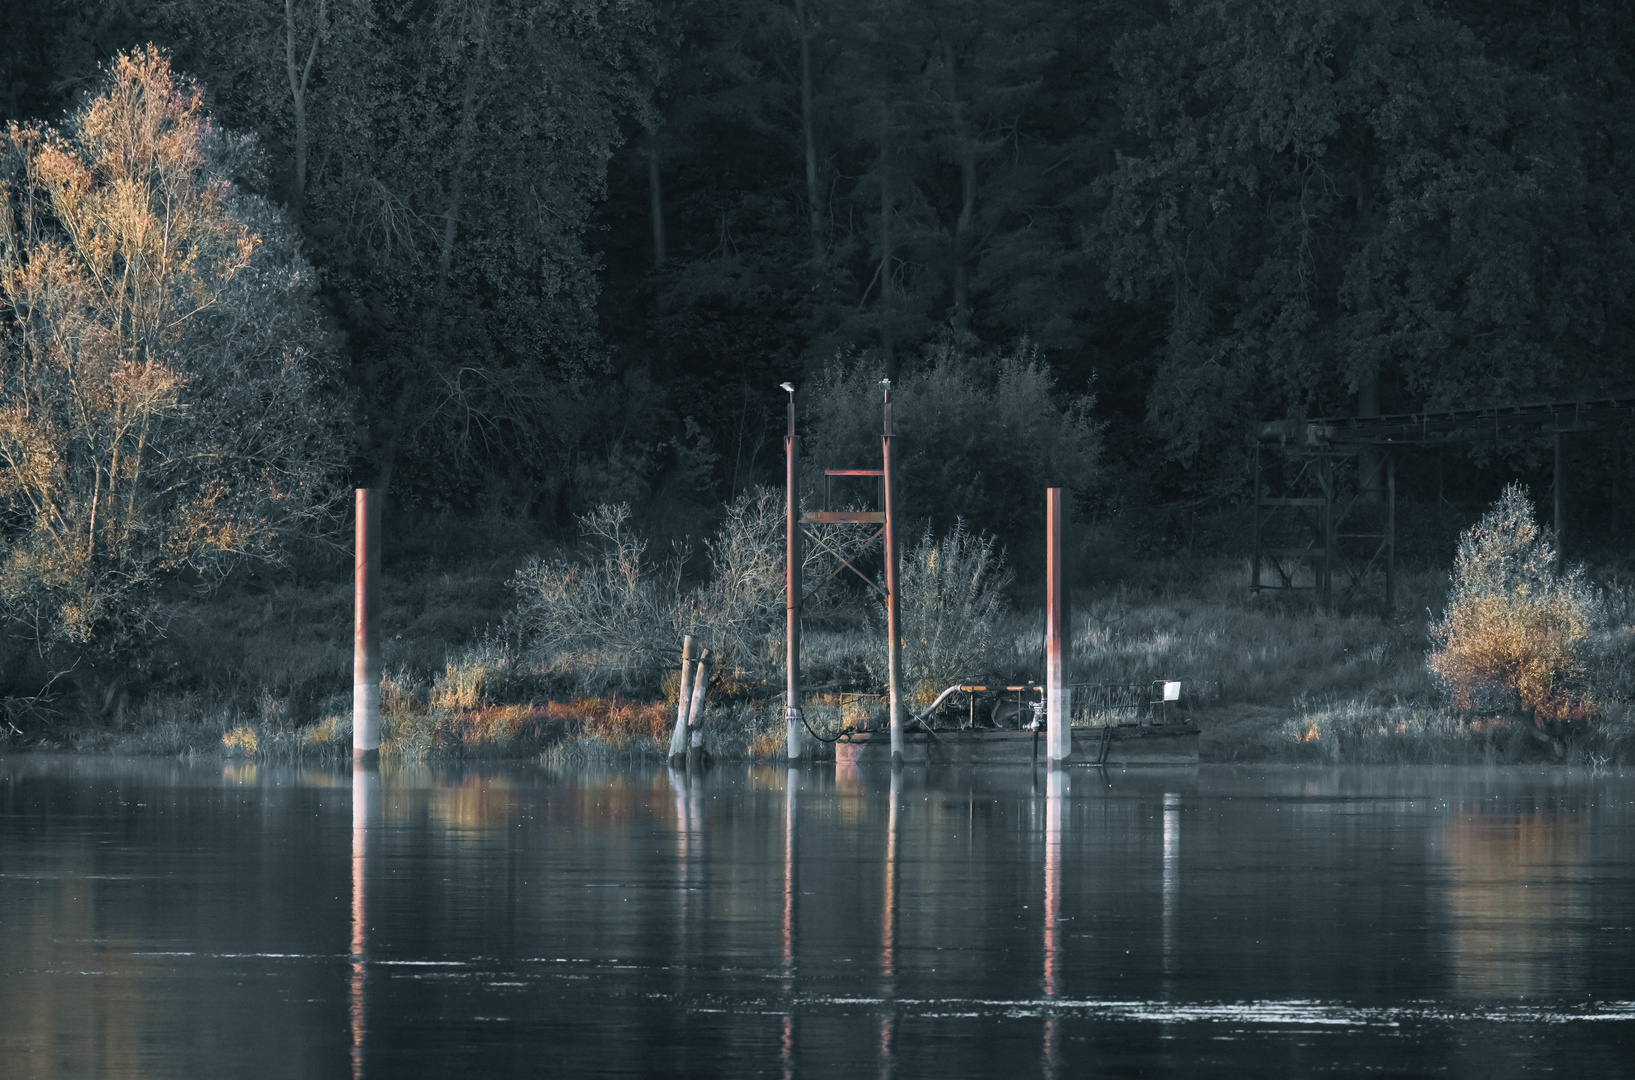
[785,381,905,763]
[1253,396,1635,610]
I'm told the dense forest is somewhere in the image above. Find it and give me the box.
[6,0,1631,538]
[2,0,1634,755]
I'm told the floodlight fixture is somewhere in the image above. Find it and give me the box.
[779,382,795,394]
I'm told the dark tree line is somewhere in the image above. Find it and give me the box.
[4,0,1633,539]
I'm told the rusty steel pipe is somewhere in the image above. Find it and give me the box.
[786,391,804,760]
[882,385,903,765]
[1045,487,1072,763]
[353,488,381,763]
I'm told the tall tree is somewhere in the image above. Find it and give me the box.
[1097,0,1625,489]
[0,47,347,658]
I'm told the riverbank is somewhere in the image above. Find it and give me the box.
[8,552,1635,767]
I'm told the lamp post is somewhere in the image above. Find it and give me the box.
[783,382,803,761]
[881,379,903,766]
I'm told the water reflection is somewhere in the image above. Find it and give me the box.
[3,760,1633,1078]
[424,772,517,833]
[880,766,899,1078]
[1163,790,1179,978]
[1442,806,1588,996]
[782,768,798,1080]
[351,765,379,1080]
[1042,768,1067,1077]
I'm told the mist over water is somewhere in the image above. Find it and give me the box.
[2,758,1633,1077]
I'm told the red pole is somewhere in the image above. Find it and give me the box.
[883,382,903,765]
[786,390,804,760]
[1045,487,1071,762]
[353,488,380,763]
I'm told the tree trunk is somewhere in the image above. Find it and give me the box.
[945,41,974,329]
[878,110,894,377]
[647,135,667,266]
[284,0,325,221]
[437,0,493,298]
[795,0,823,267]
[1358,372,1381,502]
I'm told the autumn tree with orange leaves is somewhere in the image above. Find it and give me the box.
[0,47,346,661]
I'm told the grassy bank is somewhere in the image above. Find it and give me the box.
[11,548,1635,767]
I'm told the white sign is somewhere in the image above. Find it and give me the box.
[1162,681,1182,702]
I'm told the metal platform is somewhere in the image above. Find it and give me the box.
[832,724,1200,767]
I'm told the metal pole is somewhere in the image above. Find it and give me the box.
[786,392,804,761]
[882,382,904,766]
[669,634,694,762]
[353,488,381,763]
[1045,488,1071,763]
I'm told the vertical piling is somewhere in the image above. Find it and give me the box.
[353,489,381,764]
[786,391,804,761]
[669,635,695,762]
[1045,488,1072,763]
[882,383,904,766]
[686,650,711,766]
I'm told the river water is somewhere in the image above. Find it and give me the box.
[1,757,1632,1077]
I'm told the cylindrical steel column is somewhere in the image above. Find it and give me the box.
[1045,487,1072,763]
[786,393,804,761]
[882,384,904,765]
[353,488,381,762]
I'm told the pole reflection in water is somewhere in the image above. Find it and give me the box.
[782,768,799,1080]
[1162,791,1179,980]
[667,766,690,933]
[1042,768,1066,1077]
[350,764,380,1080]
[880,767,900,1078]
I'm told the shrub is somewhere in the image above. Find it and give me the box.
[1428,484,1596,722]
[802,339,1100,567]
[870,521,1012,705]
[511,491,875,694]
[508,504,684,693]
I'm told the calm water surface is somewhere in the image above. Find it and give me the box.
[2,757,1633,1077]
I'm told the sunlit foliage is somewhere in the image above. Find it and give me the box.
[0,47,346,657]
[1428,484,1595,722]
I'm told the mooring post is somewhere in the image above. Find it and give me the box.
[669,634,695,762]
[353,488,381,764]
[882,381,904,766]
[686,649,711,767]
[1045,488,1072,763]
[785,387,804,761]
